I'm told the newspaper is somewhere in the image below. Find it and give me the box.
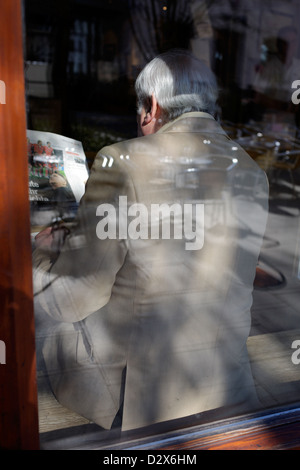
[28,130,89,230]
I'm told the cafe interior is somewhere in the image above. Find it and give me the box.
[2,0,300,450]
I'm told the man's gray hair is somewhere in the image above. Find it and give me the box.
[135,49,219,122]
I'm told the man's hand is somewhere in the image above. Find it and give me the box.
[35,224,69,256]
[35,226,54,249]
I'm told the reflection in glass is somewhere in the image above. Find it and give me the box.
[33,50,269,434]
[23,0,300,447]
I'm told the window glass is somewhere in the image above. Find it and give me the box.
[26,0,300,449]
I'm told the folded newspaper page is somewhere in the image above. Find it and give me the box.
[28,130,89,230]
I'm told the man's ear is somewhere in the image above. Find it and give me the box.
[139,94,162,136]
[143,94,159,124]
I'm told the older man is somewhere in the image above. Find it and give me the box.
[33,50,269,431]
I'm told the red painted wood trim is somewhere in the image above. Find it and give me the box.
[0,0,39,450]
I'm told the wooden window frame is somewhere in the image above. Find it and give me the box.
[0,0,39,450]
[38,403,300,450]
[108,404,300,451]
[1,0,300,451]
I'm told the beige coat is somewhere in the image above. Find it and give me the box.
[33,112,269,431]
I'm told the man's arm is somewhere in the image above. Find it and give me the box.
[33,146,133,323]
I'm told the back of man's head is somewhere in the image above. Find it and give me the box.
[135,49,219,122]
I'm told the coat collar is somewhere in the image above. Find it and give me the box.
[157,112,227,136]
